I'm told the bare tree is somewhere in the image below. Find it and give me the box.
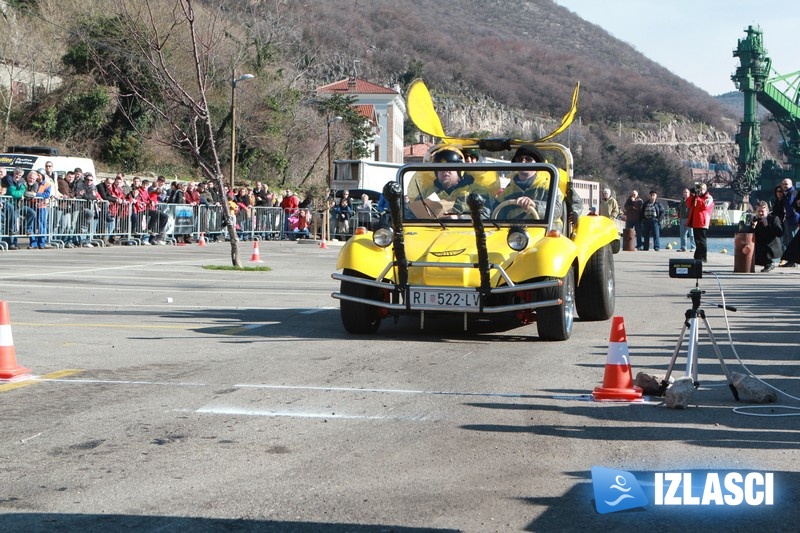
[0,23,22,148]
[97,0,246,265]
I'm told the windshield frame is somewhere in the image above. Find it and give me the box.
[398,162,562,230]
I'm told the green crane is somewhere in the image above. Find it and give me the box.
[732,25,800,196]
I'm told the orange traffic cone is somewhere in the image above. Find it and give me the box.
[198,233,206,247]
[319,238,328,249]
[0,301,31,381]
[250,240,263,263]
[593,316,642,401]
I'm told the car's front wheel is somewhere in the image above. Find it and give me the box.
[536,266,575,341]
[340,269,383,334]
[576,244,615,321]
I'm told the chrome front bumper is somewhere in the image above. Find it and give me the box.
[331,260,562,314]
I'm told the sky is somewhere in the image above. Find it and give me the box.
[554,0,798,95]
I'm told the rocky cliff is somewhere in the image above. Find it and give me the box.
[629,119,739,169]
[438,98,741,173]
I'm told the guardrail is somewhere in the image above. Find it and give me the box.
[0,196,389,250]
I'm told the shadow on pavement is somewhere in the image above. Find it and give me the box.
[0,514,459,532]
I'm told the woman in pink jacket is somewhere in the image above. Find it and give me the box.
[686,182,714,262]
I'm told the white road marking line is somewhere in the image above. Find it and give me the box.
[0,260,203,280]
[192,406,443,421]
[40,378,207,387]
[234,383,524,398]
[2,286,333,296]
[5,301,337,311]
[34,377,526,399]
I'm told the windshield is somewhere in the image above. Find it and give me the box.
[399,162,563,226]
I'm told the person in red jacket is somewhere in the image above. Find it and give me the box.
[280,189,299,239]
[686,182,714,263]
[107,175,128,244]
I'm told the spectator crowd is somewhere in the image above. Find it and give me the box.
[1,164,380,251]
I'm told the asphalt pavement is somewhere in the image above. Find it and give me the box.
[0,241,798,531]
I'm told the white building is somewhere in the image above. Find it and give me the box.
[316,77,406,164]
[0,59,62,102]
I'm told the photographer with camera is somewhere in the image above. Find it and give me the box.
[751,201,783,272]
[685,182,713,263]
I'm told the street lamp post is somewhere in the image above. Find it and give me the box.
[326,116,343,190]
[322,116,343,244]
[229,72,255,192]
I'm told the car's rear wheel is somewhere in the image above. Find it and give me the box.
[536,266,575,341]
[340,269,383,334]
[576,244,615,321]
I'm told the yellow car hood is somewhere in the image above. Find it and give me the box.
[403,226,540,287]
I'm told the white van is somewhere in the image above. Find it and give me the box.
[0,146,96,179]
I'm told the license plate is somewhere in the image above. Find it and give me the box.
[409,289,480,310]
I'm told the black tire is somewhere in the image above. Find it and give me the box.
[576,244,615,321]
[340,269,383,334]
[536,266,575,341]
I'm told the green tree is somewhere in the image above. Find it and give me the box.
[103,132,147,171]
[320,93,374,160]
[28,86,112,141]
[618,147,684,196]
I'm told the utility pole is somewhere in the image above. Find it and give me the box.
[229,71,255,192]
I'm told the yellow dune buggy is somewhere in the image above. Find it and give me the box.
[331,141,620,340]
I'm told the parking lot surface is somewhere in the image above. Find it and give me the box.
[1,242,799,531]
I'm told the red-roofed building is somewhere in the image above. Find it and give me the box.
[403,142,433,163]
[317,77,406,164]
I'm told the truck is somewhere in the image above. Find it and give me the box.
[332,159,402,195]
[0,146,96,179]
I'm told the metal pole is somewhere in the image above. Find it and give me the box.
[327,121,333,191]
[229,73,255,194]
[326,116,343,191]
[230,73,237,193]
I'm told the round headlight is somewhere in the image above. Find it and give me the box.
[373,227,394,248]
[507,228,529,251]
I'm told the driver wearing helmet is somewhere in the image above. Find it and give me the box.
[495,144,583,226]
[413,147,492,218]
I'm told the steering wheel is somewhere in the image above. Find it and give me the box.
[491,199,539,219]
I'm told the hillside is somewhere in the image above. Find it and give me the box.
[1,0,754,197]
[292,0,737,131]
[285,0,746,195]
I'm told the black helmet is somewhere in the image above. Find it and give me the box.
[511,144,545,163]
[431,147,464,163]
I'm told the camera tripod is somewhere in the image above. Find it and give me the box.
[658,284,740,400]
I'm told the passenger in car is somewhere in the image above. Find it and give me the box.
[411,146,492,218]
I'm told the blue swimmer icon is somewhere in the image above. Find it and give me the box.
[591,466,649,514]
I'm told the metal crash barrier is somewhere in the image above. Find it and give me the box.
[0,195,379,248]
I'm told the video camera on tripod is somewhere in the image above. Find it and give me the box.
[668,258,703,279]
[661,259,740,401]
